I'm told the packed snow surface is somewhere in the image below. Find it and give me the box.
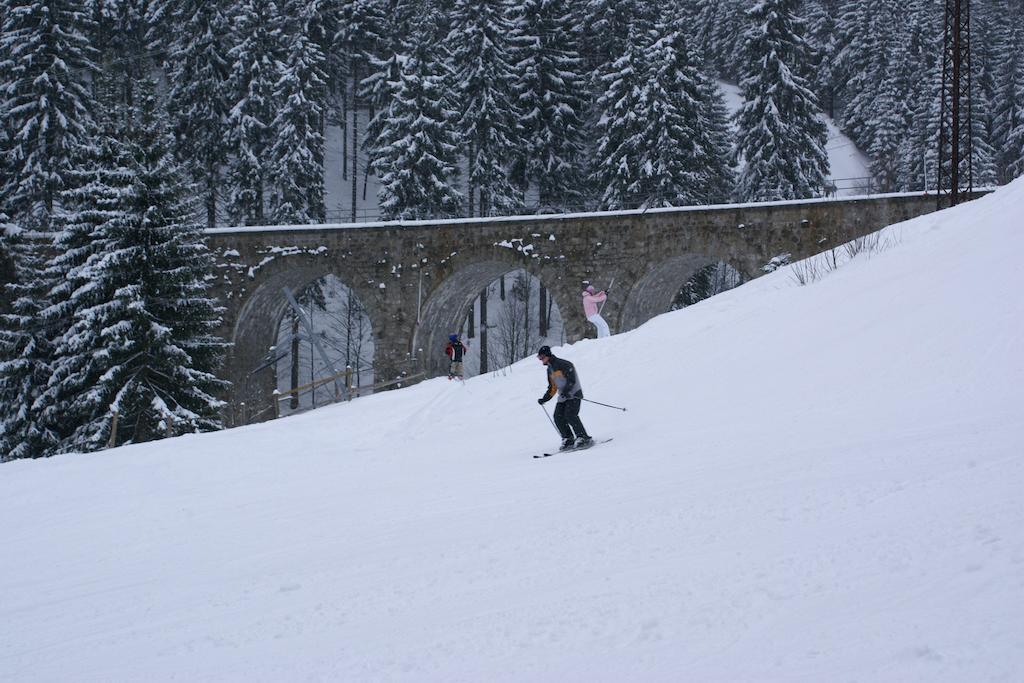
[3,181,1023,681]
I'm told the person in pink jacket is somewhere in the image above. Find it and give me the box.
[581,285,610,338]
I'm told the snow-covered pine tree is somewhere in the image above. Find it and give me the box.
[0,0,97,230]
[646,15,736,205]
[645,16,734,206]
[268,2,328,224]
[956,2,999,189]
[990,15,1024,181]
[888,0,943,192]
[297,0,345,208]
[367,19,463,220]
[733,0,830,201]
[1007,112,1024,179]
[856,11,923,194]
[897,61,942,192]
[0,215,16,316]
[508,0,589,210]
[447,0,521,216]
[577,0,654,74]
[92,0,152,87]
[153,0,232,229]
[836,0,907,159]
[695,70,737,204]
[965,99,1000,190]
[360,0,418,140]
[803,0,841,118]
[892,3,997,194]
[299,0,343,97]
[0,230,61,460]
[0,119,12,236]
[37,80,134,451]
[590,28,653,209]
[333,0,387,221]
[45,81,228,451]
[834,0,877,151]
[688,0,746,80]
[591,17,733,210]
[868,53,911,192]
[225,0,285,226]
[0,229,15,321]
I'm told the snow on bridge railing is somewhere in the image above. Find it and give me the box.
[207,188,972,235]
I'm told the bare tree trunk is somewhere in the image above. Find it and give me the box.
[479,286,488,374]
[317,109,328,222]
[351,65,359,223]
[362,106,373,203]
[539,284,548,336]
[467,302,475,338]
[354,311,366,388]
[467,141,475,216]
[206,160,218,229]
[500,274,505,300]
[345,287,354,367]
[522,276,531,358]
[309,303,316,406]
[290,314,300,410]
[341,80,348,181]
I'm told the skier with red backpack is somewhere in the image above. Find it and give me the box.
[445,333,468,380]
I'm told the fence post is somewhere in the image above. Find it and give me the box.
[272,390,281,419]
[107,410,119,449]
[345,366,353,401]
[165,415,174,439]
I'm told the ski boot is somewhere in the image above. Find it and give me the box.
[575,435,594,449]
[558,437,576,451]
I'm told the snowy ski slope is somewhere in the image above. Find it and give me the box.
[1,180,1022,681]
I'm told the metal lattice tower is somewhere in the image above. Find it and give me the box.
[937,0,974,208]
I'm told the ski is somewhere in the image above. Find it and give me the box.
[533,438,613,459]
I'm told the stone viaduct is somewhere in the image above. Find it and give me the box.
[204,191,959,423]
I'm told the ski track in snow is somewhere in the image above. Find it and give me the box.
[2,181,1024,681]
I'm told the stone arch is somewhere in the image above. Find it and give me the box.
[225,259,382,422]
[618,253,748,332]
[271,273,379,414]
[413,260,570,376]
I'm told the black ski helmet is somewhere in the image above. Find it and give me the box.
[537,345,552,358]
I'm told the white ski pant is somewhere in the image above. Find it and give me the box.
[587,314,610,338]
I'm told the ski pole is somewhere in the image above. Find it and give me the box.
[540,404,561,433]
[581,397,627,412]
[598,277,615,314]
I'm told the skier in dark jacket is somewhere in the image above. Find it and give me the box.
[536,345,592,450]
[445,333,468,380]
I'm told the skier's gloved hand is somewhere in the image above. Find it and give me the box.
[538,396,550,405]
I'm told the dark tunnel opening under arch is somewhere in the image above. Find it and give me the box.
[413,262,567,378]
